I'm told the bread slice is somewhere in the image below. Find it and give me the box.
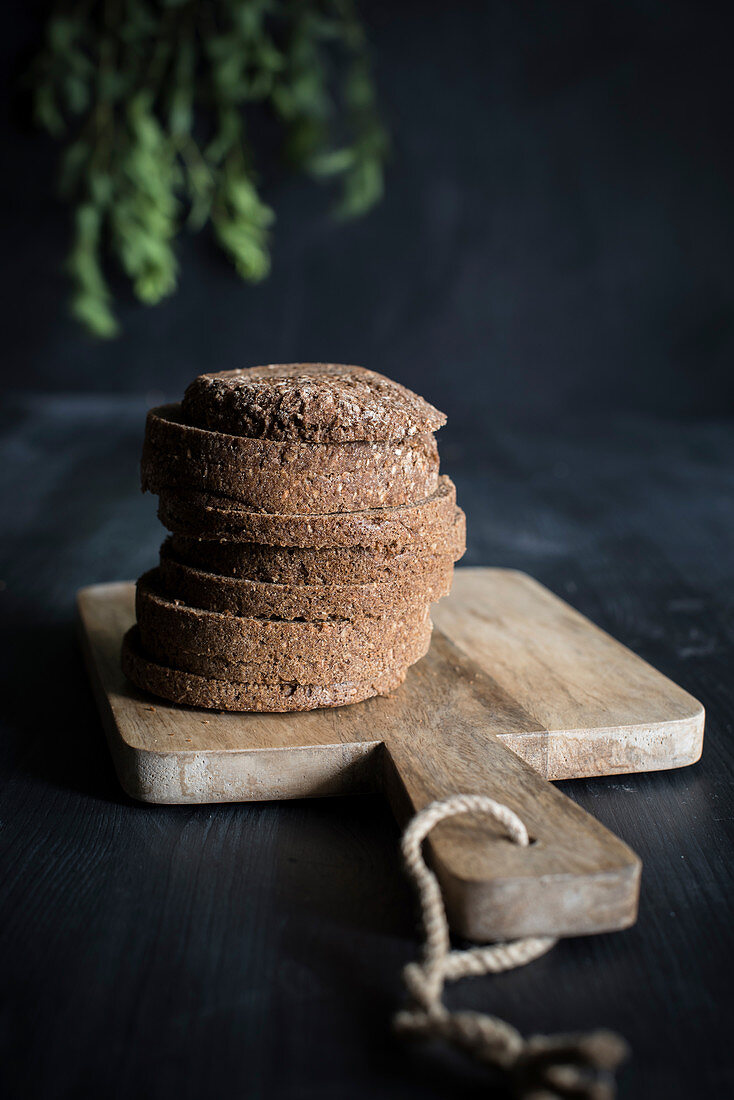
[142,405,439,513]
[137,627,431,685]
[157,475,459,548]
[122,627,410,712]
[156,557,450,620]
[136,575,432,683]
[164,507,465,584]
[182,363,446,442]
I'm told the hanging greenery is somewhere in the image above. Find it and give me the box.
[30,0,388,337]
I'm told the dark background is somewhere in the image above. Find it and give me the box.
[4,0,734,425]
[1,3,733,1100]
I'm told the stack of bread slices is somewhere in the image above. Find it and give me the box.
[121,363,465,712]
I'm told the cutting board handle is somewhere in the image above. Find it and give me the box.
[380,631,641,941]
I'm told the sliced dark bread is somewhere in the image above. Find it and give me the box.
[164,507,465,584]
[142,405,439,513]
[122,627,410,711]
[136,574,431,683]
[155,557,449,619]
[157,476,458,548]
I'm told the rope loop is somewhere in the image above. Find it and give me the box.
[395,794,629,1099]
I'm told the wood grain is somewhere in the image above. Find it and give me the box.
[433,569,704,779]
[78,573,652,939]
[378,632,641,939]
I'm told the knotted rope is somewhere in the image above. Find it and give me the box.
[395,794,629,1099]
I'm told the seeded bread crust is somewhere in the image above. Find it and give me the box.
[164,509,465,584]
[142,405,439,513]
[156,557,450,619]
[158,475,458,548]
[122,627,410,711]
[181,364,447,442]
[136,574,431,682]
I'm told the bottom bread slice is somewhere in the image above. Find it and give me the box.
[121,627,410,712]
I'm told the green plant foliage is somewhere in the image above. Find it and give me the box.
[30,0,388,336]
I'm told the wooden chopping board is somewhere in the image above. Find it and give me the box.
[78,568,704,942]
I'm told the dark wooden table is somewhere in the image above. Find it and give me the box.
[1,394,732,1099]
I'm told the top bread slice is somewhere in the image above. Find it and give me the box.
[141,404,439,514]
[182,363,446,442]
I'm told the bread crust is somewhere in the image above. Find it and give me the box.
[142,405,439,513]
[122,627,409,712]
[182,363,446,442]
